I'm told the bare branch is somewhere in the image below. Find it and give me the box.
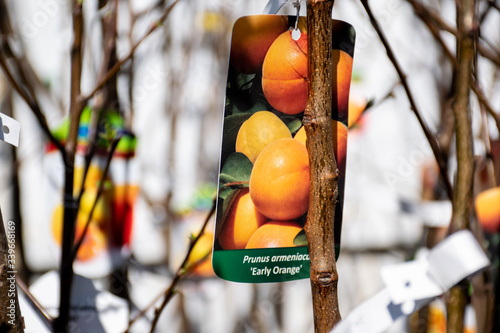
[360,0,454,200]
[147,199,215,333]
[0,50,66,156]
[53,1,85,332]
[471,80,500,134]
[406,0,500,66]
[303,1,341,331]
[71,134,124,262]
[16,276,53,327]
[79,0,181,106]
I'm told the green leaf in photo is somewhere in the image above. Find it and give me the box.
[293,229,308,247]
[220,153,253,184]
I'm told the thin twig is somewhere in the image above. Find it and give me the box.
[360,0,454,200]
[148,199,216,333]
[0,51,66,156]
[406,0,500,66]
[406,0,457,68]
[471,80,500,134]
[71,134,124,261]
[122,199,216,332]
[54,2,85,332]
[16,275,53,327]
[78,0,181,106]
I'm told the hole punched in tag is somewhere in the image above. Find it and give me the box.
[2,125,9,134]
[291,0,301,41]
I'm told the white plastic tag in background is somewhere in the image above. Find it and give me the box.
[0,113,20,147]
[263,0,288,14]
[382,230,489,304]
[25,270,129,333]
[332,230,489,333]
[400,199,452,227]
[331,289,431,333]
[419,201,452,227]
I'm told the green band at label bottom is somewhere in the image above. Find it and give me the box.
[213,244,341,283]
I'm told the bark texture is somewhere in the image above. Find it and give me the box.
[446,0,476,331]
[303,1,340,332]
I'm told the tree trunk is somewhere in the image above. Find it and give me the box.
[303,1,341,332]
[446,0,476,331]
[0,207,24,332]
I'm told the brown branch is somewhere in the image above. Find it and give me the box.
[446,0,477,331]
[0,53,65,156]
[78,0,181,106]
[15,276,53,327]
[53,1,85,332]
[406,0,500,66]
[471,80,500,134]
[303,1,340,332]
[360,0,454,200]
[406,0,457,68]
[148,199,216,333]
[71,135,123,262]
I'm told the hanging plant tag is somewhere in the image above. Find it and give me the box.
[212,14,356,283]
[0,113,20,147]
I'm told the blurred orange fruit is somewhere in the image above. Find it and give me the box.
[475,187,500,233]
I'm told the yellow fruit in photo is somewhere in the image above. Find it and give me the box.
[236,111,291,163]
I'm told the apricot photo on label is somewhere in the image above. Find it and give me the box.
[213,15,355,283]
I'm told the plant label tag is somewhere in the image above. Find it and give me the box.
[332,230,489,333]
[263,0,288,14]
[212,15,355,283]
[0,112,20,147]
[381,230,489,304]
[331,289,432,333]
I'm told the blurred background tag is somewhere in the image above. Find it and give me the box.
[0,113,20,147]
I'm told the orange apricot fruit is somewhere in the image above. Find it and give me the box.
[475,187,500,233]
[294,120,348,169]
[235,111,291,163]
[249,138,310,221]
[262,28,354,116]
[218,189,268,250]
[262,30,308,115]
[230,15,288,74]
[333,49,354,116]
[245,220,303,249]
